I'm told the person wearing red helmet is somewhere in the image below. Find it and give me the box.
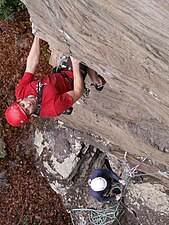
[5,102,29,126]
[5,36,106,126]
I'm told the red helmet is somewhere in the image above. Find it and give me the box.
[5,102,28,126]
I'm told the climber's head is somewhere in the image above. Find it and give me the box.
[88,177,107,192]
[5,96,38,126]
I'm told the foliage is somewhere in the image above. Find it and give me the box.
[0,10,71,225]
[23,217,40,225]
[0,0,26,21]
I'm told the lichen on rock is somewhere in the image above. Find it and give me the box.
[0,138,7,159]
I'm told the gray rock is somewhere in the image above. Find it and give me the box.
[0,138,7,159]
[21,0,169,171]
[21,1,169,224]
[34,125,169,225]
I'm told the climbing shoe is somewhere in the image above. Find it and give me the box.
[91,75,106,91]
[62,107,73,115]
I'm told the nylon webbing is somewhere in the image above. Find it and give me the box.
[34,82,45,116]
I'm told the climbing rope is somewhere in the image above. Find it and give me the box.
[71,201,124,225]
[70,180,127,225]
[70,152,169,225]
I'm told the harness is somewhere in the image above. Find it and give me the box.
[34,82,45,116]
[34,59,88,116]
[60,71,73,86]
[53,61,88,82]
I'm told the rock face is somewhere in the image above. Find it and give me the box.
[21,0,169,224]
[21,0,169,168]
[34,124,169,225]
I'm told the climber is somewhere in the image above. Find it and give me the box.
[88,168,125,203]
[5,36,106,126]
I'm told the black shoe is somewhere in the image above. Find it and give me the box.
[62,107,73,115]
[91,75,106,91]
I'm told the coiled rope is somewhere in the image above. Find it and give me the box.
[70,152,169,225]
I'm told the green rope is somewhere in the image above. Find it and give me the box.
[70,167,169,225]
[71,182,126,225]
[131,171,169,178]
[71,203,124,225]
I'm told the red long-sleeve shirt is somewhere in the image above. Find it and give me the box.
[16,71,74,117]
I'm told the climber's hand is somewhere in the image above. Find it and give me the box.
[119,179,125,186]
[70,56,80,66]
[30,18,38,35]
[115,194,121,201]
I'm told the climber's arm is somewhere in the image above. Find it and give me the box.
[25,36,40,74]
[67,57,84,102]
[108,169,125,185]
